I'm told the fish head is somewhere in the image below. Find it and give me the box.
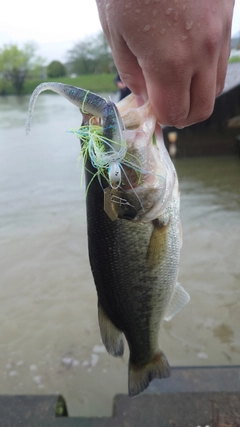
[111,94,177,222]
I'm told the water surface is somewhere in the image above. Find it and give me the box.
[0,94,239,416]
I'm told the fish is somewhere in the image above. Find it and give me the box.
[26,84,190,397]
[84,95,190,397]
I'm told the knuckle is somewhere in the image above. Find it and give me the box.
[204,24,223,54]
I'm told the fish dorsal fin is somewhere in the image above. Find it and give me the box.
[98,302,124,357]
[164,283,190,321]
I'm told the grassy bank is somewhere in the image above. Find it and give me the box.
[0,73,117,96]
[228,55,240,63]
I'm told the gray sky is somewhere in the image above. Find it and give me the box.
[1,0,240,63]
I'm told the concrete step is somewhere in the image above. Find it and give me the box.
[0,366,240,427]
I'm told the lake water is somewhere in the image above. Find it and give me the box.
[0,93,240,417]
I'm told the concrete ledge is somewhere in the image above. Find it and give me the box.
[147,365,240,393]
[0,395,67,427]
[1,366,240,427]
[112,392,240,427]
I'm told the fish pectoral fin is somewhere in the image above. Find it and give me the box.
[164,282,190,321]
[129,351,170,397]
[98,302,124,357]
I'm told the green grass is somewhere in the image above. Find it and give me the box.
[0,73,117,96]
[228,56,240,63]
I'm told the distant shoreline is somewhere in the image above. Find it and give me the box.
[0,73,117,96]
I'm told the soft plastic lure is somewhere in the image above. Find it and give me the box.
[25,82,126,187]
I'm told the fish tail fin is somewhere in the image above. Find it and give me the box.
[128,351,170,397]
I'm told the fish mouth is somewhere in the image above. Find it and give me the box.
[100,94,177,223]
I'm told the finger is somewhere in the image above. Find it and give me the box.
[111,38,147,98]
[185,69,217,126]
[215,0,235,96]
[142,64,192,126]
[215,30,232,96]
[216,57,228,97]
[186,27,231,125]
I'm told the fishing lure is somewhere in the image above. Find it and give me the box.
[25,82,126,188]
[72,117,145,192]
[25,82,152,215]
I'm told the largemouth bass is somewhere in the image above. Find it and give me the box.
[26,84,190,397]
[85,95,190,397]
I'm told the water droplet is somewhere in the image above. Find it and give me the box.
[160,28,166,35]
[144,0,151,4]
[197,22,201,29]
[152,9,157,16]
[143,24,151,32]
[182,4,186,10]
[125,2,132,9]
[185,21,193,30]
[165,8,173,15]
[136,8,141,13]
[151,23,157,29]
[181,35,188,41]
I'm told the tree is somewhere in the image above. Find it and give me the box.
[67,31,115,75]
[0,42,44,95]
[47,60,66,78]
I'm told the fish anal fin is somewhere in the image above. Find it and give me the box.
[98,302,124,357]
[164,282,190,321]
[129,350,170,397]
[147,218,170,269]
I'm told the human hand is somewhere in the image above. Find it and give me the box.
[96,0,235,127]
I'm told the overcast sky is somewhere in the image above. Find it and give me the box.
[1,0,240,63]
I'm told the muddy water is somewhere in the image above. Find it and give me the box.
[0,94,240,417]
